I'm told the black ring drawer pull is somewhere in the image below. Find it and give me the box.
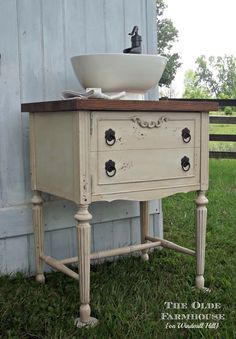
[105,129,116,146]
[182,127,191,143]
[181,156,190,172]
[105,160,116,177]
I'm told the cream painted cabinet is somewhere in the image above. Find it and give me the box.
[22,99,218,327]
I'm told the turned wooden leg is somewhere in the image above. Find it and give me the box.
[140,201,149,261]
[31,191,45,284]
[74,204,98,327]
[195,190,208,289]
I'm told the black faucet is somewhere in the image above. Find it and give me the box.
[123,26,142,54]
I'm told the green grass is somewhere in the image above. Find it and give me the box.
[0,160,236,338]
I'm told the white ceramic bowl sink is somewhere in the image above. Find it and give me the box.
[71,53,167,93]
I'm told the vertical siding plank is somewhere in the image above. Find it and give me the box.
[21,115,31,202]
[123,0,143,46]
[84,0,106,52]
[0,240,7,274]
[50,228,72,260]
[64,0,86,90]
[146,0,158,99]
[154,212,163,238]
[140,0,148,54]
[17,0,45,200]
[104,0,125,52]
[113,219,131,248]
[17,0,44,102]
[146,0,157,54]
[28,234,35,274]
[70,227,77,257]
[0,0,25,206]
[93,222,113,252]
[28,231,52,274]
[149,214,154,237]
[130,217,141,244]
[41,0,66,100]
[5,237,28,273]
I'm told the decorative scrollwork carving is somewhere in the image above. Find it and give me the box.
[132,116,168,128]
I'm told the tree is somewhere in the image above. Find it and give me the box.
[194,55,236,98]
[183,55,236,114]
[156,0,181,87]
[183,70,211,99]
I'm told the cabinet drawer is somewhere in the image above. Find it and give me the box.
[91,112,200,152]
[95,148,199,185]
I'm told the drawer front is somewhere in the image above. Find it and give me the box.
[90,111,202,196]
[91,112,200,152]
[96,148,199,185]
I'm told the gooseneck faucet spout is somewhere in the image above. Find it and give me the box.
[123,25,142,54]
[129,25,139,36]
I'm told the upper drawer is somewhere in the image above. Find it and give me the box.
[91,112,201,151]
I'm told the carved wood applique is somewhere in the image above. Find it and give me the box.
[132,116,168,128]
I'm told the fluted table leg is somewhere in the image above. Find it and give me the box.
[140,201,149,261]
[195,190,208,289]
[31,191,45,284]
[74,204,98,327]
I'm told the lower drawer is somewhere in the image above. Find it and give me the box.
[93,147,199,185]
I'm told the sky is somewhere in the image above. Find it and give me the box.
[163,0,236,97]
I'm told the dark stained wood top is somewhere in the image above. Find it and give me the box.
[162,98,236,107]
[21,99,219,113]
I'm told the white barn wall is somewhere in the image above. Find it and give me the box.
[0,0,163,274]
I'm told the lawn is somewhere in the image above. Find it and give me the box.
[0,160,235,339]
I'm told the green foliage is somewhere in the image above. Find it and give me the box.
[183,55,236,103]
[183,69,211,99]
[224,106,233,116]
[193,55,236,98]
[156,0,181,87]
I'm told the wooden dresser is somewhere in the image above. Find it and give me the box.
[22,99,218,327]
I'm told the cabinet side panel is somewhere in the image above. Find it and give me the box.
[33,112,75,200]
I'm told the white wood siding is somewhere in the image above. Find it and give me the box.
[0,0,162,274]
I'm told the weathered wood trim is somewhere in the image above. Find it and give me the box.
[59,241,162,264]
[209,115,236,159]
[41,254,79,280]
[209,151,236,159]
[146,235,195,256]
[209,134,236,142]
[210,116,236,124]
